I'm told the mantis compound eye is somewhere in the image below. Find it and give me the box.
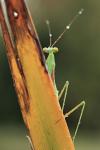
[43,47,49,53]
[52,47,59,53]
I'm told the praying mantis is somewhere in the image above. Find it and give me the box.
[27,9,85,149]
[43,8,85,143]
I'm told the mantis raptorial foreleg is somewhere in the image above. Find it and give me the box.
[64,101,85,142]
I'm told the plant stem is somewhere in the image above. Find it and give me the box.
[0,0,75,149]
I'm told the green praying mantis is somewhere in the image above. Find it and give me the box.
[43,8,85,143]
[27,9,86,149]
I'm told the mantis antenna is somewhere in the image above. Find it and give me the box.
[51,8,84,47]
[46,20,53,47]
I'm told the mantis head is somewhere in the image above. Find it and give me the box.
[43,47,59,54]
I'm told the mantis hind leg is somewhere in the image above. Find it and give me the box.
[58,81,69,111]
[58,81,85,142]
[26,135,34,150]
[64,101,85,143]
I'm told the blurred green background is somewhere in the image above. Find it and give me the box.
[0,0,100,149]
